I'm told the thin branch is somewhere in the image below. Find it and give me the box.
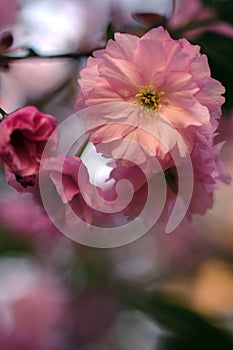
[0,47,94,62]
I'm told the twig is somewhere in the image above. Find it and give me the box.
[0,47,94,62]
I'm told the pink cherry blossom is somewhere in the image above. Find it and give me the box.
[40,152,138,232]
[0,106,57,183]
[161,138,230,224]
[168,0,233,40]
[39,153,97,230]
[76,27,225,173]
[0,191,58,239]
[104,136,230,227]
[168,0,214,31]
[104,160,148,220]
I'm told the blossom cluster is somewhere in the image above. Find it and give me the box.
[0,1,233,348]
[0,26,229,237]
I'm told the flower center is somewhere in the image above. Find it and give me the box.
[135,85,165,112]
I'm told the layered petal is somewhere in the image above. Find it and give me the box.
[0,106,57,179]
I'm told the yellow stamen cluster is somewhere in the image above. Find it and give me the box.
[135,85,165,113]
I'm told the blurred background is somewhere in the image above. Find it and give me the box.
[0,0,233,349]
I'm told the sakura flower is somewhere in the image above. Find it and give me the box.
[76,27,225,173]
[0,106,57,187]
[168,0,233,40]
[0,191,58,239]
[104,160,148,221]
[105,135,230,230]
[168,0,214,32]
[160,138,230,224]
[39,153,97,231]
